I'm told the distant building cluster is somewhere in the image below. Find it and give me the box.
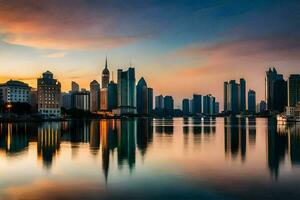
[2,62,298,118]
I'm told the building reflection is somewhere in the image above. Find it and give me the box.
[183,117,189,134]
[37,122,61,168]
[248,117,256,146]
[117,119,136,171]
[137,118,153,158]
[0,123,29,155]
[267,119,288,179]
[224,117,246,161]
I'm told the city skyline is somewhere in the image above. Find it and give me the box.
[0,1,300,108]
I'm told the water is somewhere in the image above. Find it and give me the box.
[0,117,299,200]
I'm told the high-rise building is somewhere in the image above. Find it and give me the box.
[239,78,246,112]
[71,81,79,92]
[90,80,100,112]
[147,88,153,115]
[288,74,300,107]
[248,89,256,114]
[136,77,148,115]
[273,79,287,113]
[100,88,108,111]
[155,95,164,110]
[0,80,30,103]
[71,89,90,111]
[116,67,136,115]
[164,96,174,115]
[265,67,283,110]
[37,71,61,116]
[182,98,189,116]
[102,57,110,88]
[259,100,267,113]
[224,79,245,114]
[215,102,219,114]
[61,92,71,109]
[108,81,118,111]
[203,94,215,115]
[224,82,228,112]
[192,94,202,115]
[29,88,38,111]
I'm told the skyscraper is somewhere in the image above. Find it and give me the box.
[239,78,246,112]
[273,79,287,113]
[37,71,61,116]
[116,67,136,115]
[288,74,300,107]
[192,94,202,115]
[224,79,245,114]
[90,80,100,112]
[71,89,90,111]
[248,89,256,114]
[108,80,118,111]
[155,95,164,110]
[102,57,110,88]
[203,94,216,115]
[265,67,283,110]
[100,88,108,111]
[164,96,174,116]
[182,98,189,116]
[136,77,148,115]
[71,81,79,92]
[147,88,153,115]
[224,82,228,112]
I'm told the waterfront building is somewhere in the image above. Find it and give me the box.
[164,96,174,115]
[71,89,90,111]
[61,92,71,109]
[0,80,30,103]
[71,81,79,92]
[136,77,148,115]
[203,94,216,115]
[248,90,256,114]
[155,95,164,110]
[215,102,219,114]
[239,78,246,112]
[102,57,110,88]
[37,71,61,116]
[116,67,136,115]
[147,88,153,115]
[273,79,287,113]
[224,79,245,114]
[259,100,267,113]
[90,80,100,112]
[192,94,202,115]
[182,98,190,116]
[29,88,38,111]
[265,67,283,110]
[108,81,118,111]
[100,88,108,111]
[288,74,300,107]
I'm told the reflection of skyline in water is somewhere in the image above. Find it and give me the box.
[0,118,300,181]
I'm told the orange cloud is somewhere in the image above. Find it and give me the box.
[0,0,145,50]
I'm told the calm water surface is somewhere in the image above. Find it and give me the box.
[0,117,300,200]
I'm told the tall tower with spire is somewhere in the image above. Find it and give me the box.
[102,57,110,88]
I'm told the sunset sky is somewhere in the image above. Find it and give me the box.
[0,0,299,108]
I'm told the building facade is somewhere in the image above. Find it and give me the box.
[108,81,118,111]
[155,95,164,110]
[192,94,202,115]
[71,90,90,111]
[164,96,174,115]
[288,74,300,107]
[147,88,153,115]
[248,89,256,114]
[182,98,190,116]
[265,67,283,110]
[90,80,100,112]
[136,77,148,115]
[0,80,30,103]
[37,71,61,116]
[224,79,246,114]
[116,67,136,115]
